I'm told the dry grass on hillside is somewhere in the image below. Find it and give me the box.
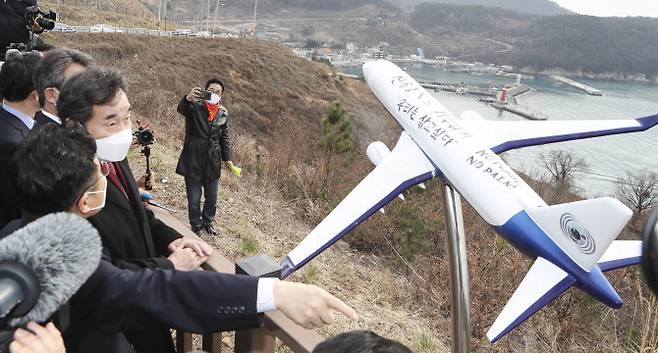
[44,33,658,353]
[40,0,161,28]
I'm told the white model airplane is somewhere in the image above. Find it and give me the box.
[281,60,658,342]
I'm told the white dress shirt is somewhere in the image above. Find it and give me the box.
[41,110,62,124]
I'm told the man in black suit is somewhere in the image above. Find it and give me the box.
[0,50,41,229]
[1,124,358,353]
[33,48,93,128]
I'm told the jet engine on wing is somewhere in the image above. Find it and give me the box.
[366,141,390,167]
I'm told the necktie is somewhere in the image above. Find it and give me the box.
[106,162,129,199]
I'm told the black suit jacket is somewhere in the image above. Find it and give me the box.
[89,159,182,271]
[89,159,183,353]
[0,221,262,353]
[65,256,262,353]
[0,106,31,228]
[33,110,59,129]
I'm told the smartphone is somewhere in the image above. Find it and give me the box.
[198,90,211,100]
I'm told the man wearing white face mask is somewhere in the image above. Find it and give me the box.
[0,124,107,236]
[176,79,234,236]
[56,68,213,353]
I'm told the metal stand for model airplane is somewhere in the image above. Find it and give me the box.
[441,183,471,353]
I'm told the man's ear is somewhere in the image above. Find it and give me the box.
[44,87,59,106]
[74,193,91,215]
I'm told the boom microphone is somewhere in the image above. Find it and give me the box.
[0,213,102,328]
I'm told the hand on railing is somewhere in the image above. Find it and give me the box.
[168,237,213,257]
[273,280,358,329]
[168,247,208,271]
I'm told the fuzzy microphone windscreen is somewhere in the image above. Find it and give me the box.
[0,213,102,327]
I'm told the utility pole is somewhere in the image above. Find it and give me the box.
[252,0,258,38]
[171,0,176,28]
[163,0,167,30]
[157,0,161,27]
[206,0,210,32]
[213,0,222,27]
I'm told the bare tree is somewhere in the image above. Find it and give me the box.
[616,169,658,214]
[539,150,589,183]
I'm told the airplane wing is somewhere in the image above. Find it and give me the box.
[486,257,576,343]
[280,132,439,278]
[598,240,642,272]
[460,114,658,154]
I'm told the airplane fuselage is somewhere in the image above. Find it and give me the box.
[363,61,623,307]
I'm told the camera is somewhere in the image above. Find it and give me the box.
[24,6,57,33]
[199,90,212,101]
[134,127,154,146]
[1,1,56,60]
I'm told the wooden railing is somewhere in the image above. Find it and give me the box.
[151,207,324,353]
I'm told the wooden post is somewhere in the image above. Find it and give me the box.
[235,328,275,353]
[175,330,193,353]
[202,332,223,353]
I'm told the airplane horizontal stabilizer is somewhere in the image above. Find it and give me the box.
[459,114,658,154]
[598,240,642,272]
[487,257,575,343]
[528,198,632,271]
[281,132,438,278]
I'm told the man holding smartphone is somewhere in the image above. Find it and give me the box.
[176,79,233,236]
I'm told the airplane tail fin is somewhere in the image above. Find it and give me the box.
[486,257,575,342]
[527,197,632,271]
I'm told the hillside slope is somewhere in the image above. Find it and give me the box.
[39,0,160,27]
[43,33,657,352]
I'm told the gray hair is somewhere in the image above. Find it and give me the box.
[34,48,93,107]
[57,67,128,124]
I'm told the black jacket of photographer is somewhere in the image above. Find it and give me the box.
[0,0,38,59]
[176,96,232,183]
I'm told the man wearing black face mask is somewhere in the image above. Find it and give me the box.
[176,79,234,236]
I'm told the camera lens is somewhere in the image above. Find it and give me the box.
[36,17,56,31]
[138,128,154,145]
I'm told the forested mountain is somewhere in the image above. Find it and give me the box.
[392,0,572,16]
[409,3,658,76]
[507,16,658,75]
[409,3,529,34]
